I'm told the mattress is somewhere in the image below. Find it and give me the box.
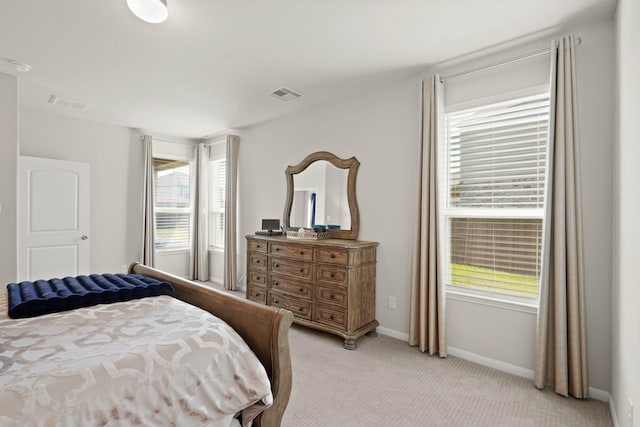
[0,292,272,427]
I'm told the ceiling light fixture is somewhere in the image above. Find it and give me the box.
[127,0,168,24]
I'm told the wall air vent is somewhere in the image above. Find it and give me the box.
[269,87,303,102]
[48,95,89,111]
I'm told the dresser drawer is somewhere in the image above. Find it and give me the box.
[247,285,266,304]
[270,242,313,261]
[316,264,348,285]
[316,283,347,307]
[270,275,312,299]
[248,239,268,253]
[270,291,312,320]
[270,258,313,280]
[247,271,267,287]
[316,304,346,329]
[317,248,349,265]
[248,253,267,271]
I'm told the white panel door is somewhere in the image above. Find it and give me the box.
[18,156,90,281]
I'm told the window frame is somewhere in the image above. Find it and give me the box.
[207,141,226,251]
[439,85,550,310]
[153,156,195,254]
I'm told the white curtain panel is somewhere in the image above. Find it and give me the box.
[224,135,240,290]
[191,143,209,280]
[534,34,588,398]
[141,135,155,267]
[409,75,447,357]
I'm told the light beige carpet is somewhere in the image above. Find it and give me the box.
[282,325,612,427]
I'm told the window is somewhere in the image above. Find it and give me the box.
[208,152,226,249]
[442,91,549,302]
[154,158,191,250]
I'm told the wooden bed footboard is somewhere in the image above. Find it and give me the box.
[129,263,293,427]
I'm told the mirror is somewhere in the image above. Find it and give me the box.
[284,151,360,240]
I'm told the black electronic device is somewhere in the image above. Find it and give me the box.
[255,219,283,236]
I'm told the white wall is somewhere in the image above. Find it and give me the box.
[613,0,640,424]
[574,18,615,396]
[19,108,143,274]
[238,74,421,326]
[237,18,614,392]
[0,72,18,285]
[155,251,191,278]
[208,249,224,284]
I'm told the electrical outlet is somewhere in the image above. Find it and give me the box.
[388,296,397,309]
[628,398,634,427]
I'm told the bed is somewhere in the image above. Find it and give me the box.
[0,262,293,427]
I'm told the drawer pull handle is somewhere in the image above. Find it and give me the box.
[331,254,336,258]
[275,248,280,251]
[329,315,334,320]
[255,293,260,297]
[330,273,335,278]
[274,300,279,304]
[274,282,279,286]
[329,294,335,299]
[256,260,261,264]
[274,263,279,268]
[299,287,304,292]
[299,307,304,312]
[299,268,305,273]
[300,251,305,255]
[256,245,262,248]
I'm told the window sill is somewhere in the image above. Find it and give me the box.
[155,248,190,255]
[208,247,224,253]
[446,287,538,315]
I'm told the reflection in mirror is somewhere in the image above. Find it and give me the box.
[284,151,360,240]
[290,161,350,230]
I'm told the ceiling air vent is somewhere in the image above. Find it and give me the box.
[269,87,303,102]
[48,95,89,111]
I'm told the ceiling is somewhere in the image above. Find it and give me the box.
[0,0,616,139]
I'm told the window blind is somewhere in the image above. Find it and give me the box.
[447,93,549,209]
[443,91,549,300]
[449,218,542,298]
[153,158,191,250]
[208,158,226,248]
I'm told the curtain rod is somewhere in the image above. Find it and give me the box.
[440,36,581,82]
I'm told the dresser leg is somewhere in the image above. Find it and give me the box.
[365,328,378,337]
[344,339,357,350]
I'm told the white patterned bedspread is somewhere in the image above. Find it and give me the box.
[0,292,272,427]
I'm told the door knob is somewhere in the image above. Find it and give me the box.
[81,235,88,240]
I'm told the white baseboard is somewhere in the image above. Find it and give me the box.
[377,326,409,341]
[608,394,619,427]
[376,327,613,408]
[447,346,535,380]
[588,387,611,402]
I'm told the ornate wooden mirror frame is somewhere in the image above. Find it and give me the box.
[283,151,360,240]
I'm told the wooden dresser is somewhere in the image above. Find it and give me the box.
[246,235,378,349]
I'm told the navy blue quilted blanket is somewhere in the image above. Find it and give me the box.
[7,273,174,319]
